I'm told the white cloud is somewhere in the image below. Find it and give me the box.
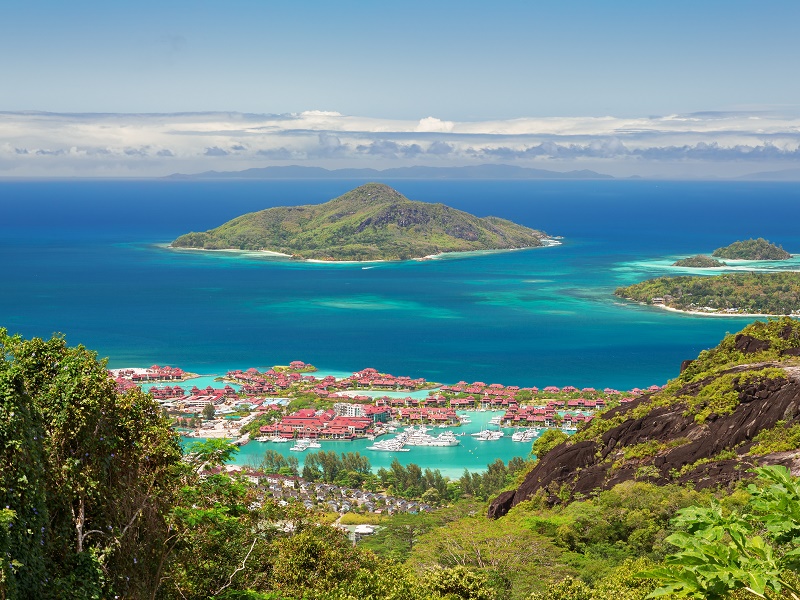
[1,110,800,178]
[416,117,455,133]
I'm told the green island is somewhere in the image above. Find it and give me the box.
[4,319,800,599]
[671,254,726,268]
[712,237,791,260]
[171,183,549,261]
[615,271,800,315]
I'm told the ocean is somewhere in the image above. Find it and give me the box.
[3,178,799,472]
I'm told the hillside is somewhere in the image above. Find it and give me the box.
[615,272,800,315]
[712,237,791,260]
[171,183,549,261]
[671,254,725,268]
[489,318,800,518]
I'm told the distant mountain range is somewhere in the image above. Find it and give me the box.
[737,168,800,181]
[166,164,614,180]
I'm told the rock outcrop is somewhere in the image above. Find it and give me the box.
[489,319,800,518]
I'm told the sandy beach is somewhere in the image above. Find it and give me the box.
[631,301,798,319]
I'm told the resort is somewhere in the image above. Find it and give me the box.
[111,362,646,450]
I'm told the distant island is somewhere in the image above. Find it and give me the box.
[166,163,613,180]
[712,238,791,260]
[615,272,800,316]
[672,254,726,268]
[171,183,551,261]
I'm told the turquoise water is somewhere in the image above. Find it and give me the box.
[190,410,536,478]
[3,179,799,391]
[3,179,800,472]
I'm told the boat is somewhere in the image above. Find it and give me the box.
[511,428,538,442]
[305,439,322,449]
[253,435,272,442]
[404,426,460,447]
[471,429,503,441]
[271,436,289,443]
[489,416,502,425]
[290,439,311,452]
[367,441,410,452]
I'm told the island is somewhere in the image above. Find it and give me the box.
[672,254,726,268]
[170,183,550,261]
[711,237,791,260]
[615,272,800,315]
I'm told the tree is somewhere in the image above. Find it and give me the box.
[186,438,240,469]
[530,429,568,460]
[0,330,183,599]
[359,512,436,561]
[426,565,497,600]
[202,402,216,421]
[640,466,800,599]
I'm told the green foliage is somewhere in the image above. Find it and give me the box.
[426,565,497,600]
[459,457,530,501]
[172,183,546,261]
[529,576,592,600]
[359,512,436,562]
[376,458,453,502]
[0,329,183,600]
[749,420,800,455]
[239,409,283,437]
[187,437,240,467]
[302,451,372,486]
[202,402,217,420]
[672,255,726,268]
[522,481,716,583]
[409,510,566,599]
[271,525,379,598]
[529,559,657,600]
[165,473,278,599]
[531,429,569,460]
[640,466,800,599]
[711,238,791,260]
[255,449,299,477]
[616,272,800,315]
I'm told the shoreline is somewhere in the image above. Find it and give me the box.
[624,299,798,319]
[163,237,562,265]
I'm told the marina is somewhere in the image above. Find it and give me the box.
[185,410,543,477]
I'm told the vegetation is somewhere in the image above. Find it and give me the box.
[672,254,726,268]
[615,271,800,314]
[171,183,547,261]
[712,238,791,260]
[0,329,183,599]
[4,325,800,600]
[641,465,800,599]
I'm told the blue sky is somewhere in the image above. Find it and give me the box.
[1,0,800,177]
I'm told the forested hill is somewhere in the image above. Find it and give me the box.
[489,318,800,518]
[712,237,791,260]
[171,183,548,261]
[615,272,800,315]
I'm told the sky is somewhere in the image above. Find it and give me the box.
[2,0,800,178]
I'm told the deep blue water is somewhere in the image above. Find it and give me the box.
[2,179,799,390]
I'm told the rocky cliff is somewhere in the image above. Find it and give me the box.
[489,319,800,518]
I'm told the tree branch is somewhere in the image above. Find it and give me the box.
[214,537,259,595]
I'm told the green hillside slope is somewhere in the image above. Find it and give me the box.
[171,183,548,261]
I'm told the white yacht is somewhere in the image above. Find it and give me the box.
[471,429,504,441]
[511,428,539,442]
[289,439,310,452]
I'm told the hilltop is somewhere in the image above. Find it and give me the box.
[171,183,549,261]
[712,237,791,260]
[671,254,725,268]
[489,318,800,517]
